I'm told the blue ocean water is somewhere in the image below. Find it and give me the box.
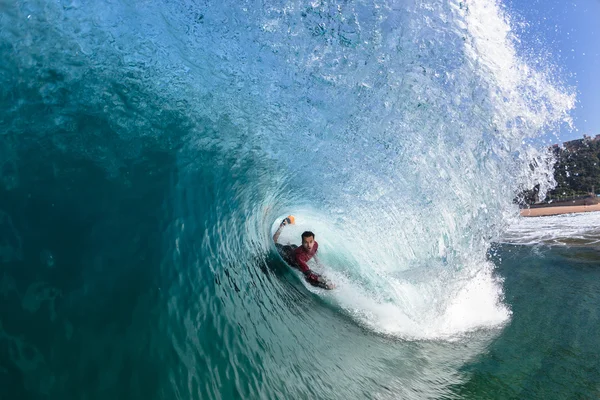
[1,0,596,398]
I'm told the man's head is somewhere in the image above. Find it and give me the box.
[301,231,315,252]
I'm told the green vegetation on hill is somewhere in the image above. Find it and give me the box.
[518,136,600,205]
[549,137,600,199]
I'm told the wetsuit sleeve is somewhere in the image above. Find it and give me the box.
[294,254,311,273]
[298,258,322,286]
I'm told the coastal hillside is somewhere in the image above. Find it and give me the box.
[550,135,600,199]
[520,135,600,205]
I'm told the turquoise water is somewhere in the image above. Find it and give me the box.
[456,244,600,399]
[1,0,596,398]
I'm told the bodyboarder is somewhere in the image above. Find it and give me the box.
[273,216,333,289]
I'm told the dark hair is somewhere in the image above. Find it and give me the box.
[301,231,315,239]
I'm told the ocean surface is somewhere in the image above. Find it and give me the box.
[1,0,597,399]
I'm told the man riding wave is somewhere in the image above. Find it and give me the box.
[273,217,334,289]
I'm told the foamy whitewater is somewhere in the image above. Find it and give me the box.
[503,212,600,246]
[0,0,585,398]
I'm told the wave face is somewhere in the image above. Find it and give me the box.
[0,0,574,398]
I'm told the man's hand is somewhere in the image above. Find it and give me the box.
[305,270,334,290]
[305,271,319,282]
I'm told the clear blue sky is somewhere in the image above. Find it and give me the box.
[505,0,600,143]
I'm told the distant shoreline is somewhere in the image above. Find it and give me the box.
[520,203,600,217]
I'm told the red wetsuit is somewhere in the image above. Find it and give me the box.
[292,242,318,274]
[276,241,328,288]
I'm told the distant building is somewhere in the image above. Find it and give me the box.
[564,138,584,151]
[561,134,600,150]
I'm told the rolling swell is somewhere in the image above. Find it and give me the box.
[0,0,575,398]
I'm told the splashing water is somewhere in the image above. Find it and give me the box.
[1,0,574,339]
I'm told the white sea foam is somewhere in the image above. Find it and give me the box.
[503,212,600,247]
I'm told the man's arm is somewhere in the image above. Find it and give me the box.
[272,219,288,243]
[294,252,311,274]
[295,253,326,286]
[303,268,331,289]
